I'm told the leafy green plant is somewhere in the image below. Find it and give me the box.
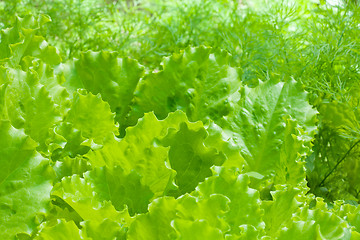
[1,0,360,239]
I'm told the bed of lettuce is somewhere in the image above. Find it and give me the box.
[1,0,360,239]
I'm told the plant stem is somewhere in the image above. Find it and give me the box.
[318,139,360,187]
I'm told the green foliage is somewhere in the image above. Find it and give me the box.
[1,0,360,239]
[0,121,54,239]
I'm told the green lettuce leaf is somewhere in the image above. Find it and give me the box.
[173,219,224,240]
[194,168,265,235]
[262,185,305,238]
[85,111,181,198]
[127,197,178,240]
[126,46,241,128]
[128,194,229,239]
[85,167,154,216]
[60,51,144,130]
[51,174,132,224]
[35,219,87,240]
[65,89,119,144]
[2,68,62,152]
[274,117,310,186]
[278,198,351,240]
[21,58,71,117]
[50,173,133,238]
[175,194,230,232]
[0,15,61,67]
[0,120,54,239]
[51,156,91,182]
[81,218,127,240]
[218,79,317,175]
[160,122,225,197]
[48,122,92,161]
[86,110,226,198]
